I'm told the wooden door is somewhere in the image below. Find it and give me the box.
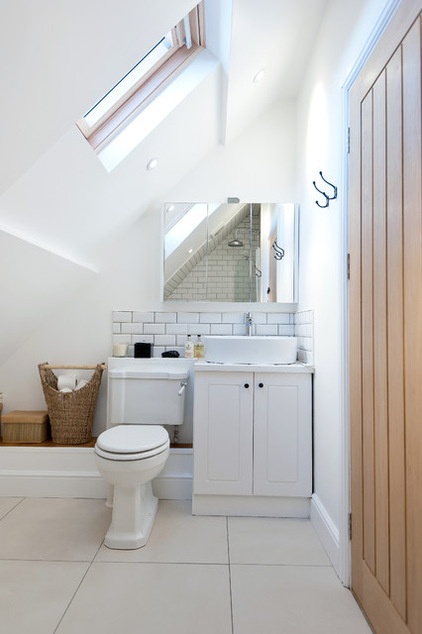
[349,0,422,632]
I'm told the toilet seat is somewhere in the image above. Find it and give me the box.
[95,425,169,461]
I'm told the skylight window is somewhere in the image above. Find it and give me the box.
[165,203,219,257]
[83,33,175,129]
[77,3,204,154]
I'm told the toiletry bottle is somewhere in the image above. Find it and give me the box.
[194,335,205,359]
[184,335,194,359]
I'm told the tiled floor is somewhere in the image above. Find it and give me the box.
[0,497,372,634]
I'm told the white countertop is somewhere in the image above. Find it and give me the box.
[194,361,314,373]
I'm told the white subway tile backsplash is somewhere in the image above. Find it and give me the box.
[112,334,131,344]
[188,324,210,336]
[267,313,291,325]
[296,323,313,338]
[222,312,244,324]
[121,323,145,334]
[177,312,200,324]
[199,312,222,323]
[132,335,154,344]
[210,323,233,335]
[113,311,132,323]
[295,309,313,325]
[177,335,190,346]
[233,324,248,336]
[295,309,314,365]
[278,325,295,336]
[154,335,176,346]
[144,324,165,335]
[155,312,177,323]
[251,313,267,325]
[132,312,154,323]
[166,324,188,335]
[255,324,278,336]
[112,308,314,363]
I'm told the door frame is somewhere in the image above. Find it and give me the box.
[339,0,400,586]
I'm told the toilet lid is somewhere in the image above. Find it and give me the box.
[96,425,169,455]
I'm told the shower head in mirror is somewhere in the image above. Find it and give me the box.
[228,238,244,247]
[228,229,244,247]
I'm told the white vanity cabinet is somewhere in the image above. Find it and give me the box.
[192,364,313,516]
[193,370,254,496]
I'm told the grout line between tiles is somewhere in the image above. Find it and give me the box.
[0,557,99,563]
[229,562,333,568]
[91,560,230,566]
[0,497,25,522]
[226,516,235,634]
[53,539,106,633]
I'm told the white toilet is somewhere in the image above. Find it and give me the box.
[95,358,190,549]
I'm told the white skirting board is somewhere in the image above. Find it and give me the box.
[193,494,310,517]
[310,493,340,574]
[0,446,193,500]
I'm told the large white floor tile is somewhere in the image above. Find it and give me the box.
[0,498,110,561]
[57,562,232,634]
[228,517,331,565]
[96,499,229,563]
[0,560,89,634]
[0,497,373,633]
[0,496,23,519]
[231,564,372,634]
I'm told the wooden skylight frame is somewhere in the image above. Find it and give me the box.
[76,2,205,152]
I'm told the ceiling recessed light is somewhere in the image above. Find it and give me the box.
[253,68,265,83]
[146,158,159,170]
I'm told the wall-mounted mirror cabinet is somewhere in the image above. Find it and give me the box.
[163,202,299,303]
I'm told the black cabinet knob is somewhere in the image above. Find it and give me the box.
[244,383,250,388]
[258,382,264,388]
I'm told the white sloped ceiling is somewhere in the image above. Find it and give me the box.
[0,0,328,362]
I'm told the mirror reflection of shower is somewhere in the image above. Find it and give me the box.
[227,231,244,247]
[163,201,298,303]
[224,204,261,302]
[227,220,262,302]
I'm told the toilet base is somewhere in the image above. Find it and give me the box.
[104,481,159,550]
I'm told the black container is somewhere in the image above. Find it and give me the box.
[134,342,152,358]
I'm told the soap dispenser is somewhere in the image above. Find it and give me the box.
[184,335,194,359]
[194,335,205,358]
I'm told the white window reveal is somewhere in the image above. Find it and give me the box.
[76,2,205,168]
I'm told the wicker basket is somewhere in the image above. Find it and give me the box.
[38,363,105,444]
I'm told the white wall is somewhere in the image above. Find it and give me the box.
[0,0,396,581]
[0,101,297,435]
[0,0,226,369]
[296,0,398,578]
[0,0,199,195]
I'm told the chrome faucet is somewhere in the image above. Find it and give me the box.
[246,312,254,336]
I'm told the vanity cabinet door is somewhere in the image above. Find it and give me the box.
[253,373,312,497]
[193,371,253,495]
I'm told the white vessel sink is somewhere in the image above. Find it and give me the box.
[204,336,297,365]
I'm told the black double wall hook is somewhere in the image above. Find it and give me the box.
[313,171,338,208]
[272,241,285,260]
